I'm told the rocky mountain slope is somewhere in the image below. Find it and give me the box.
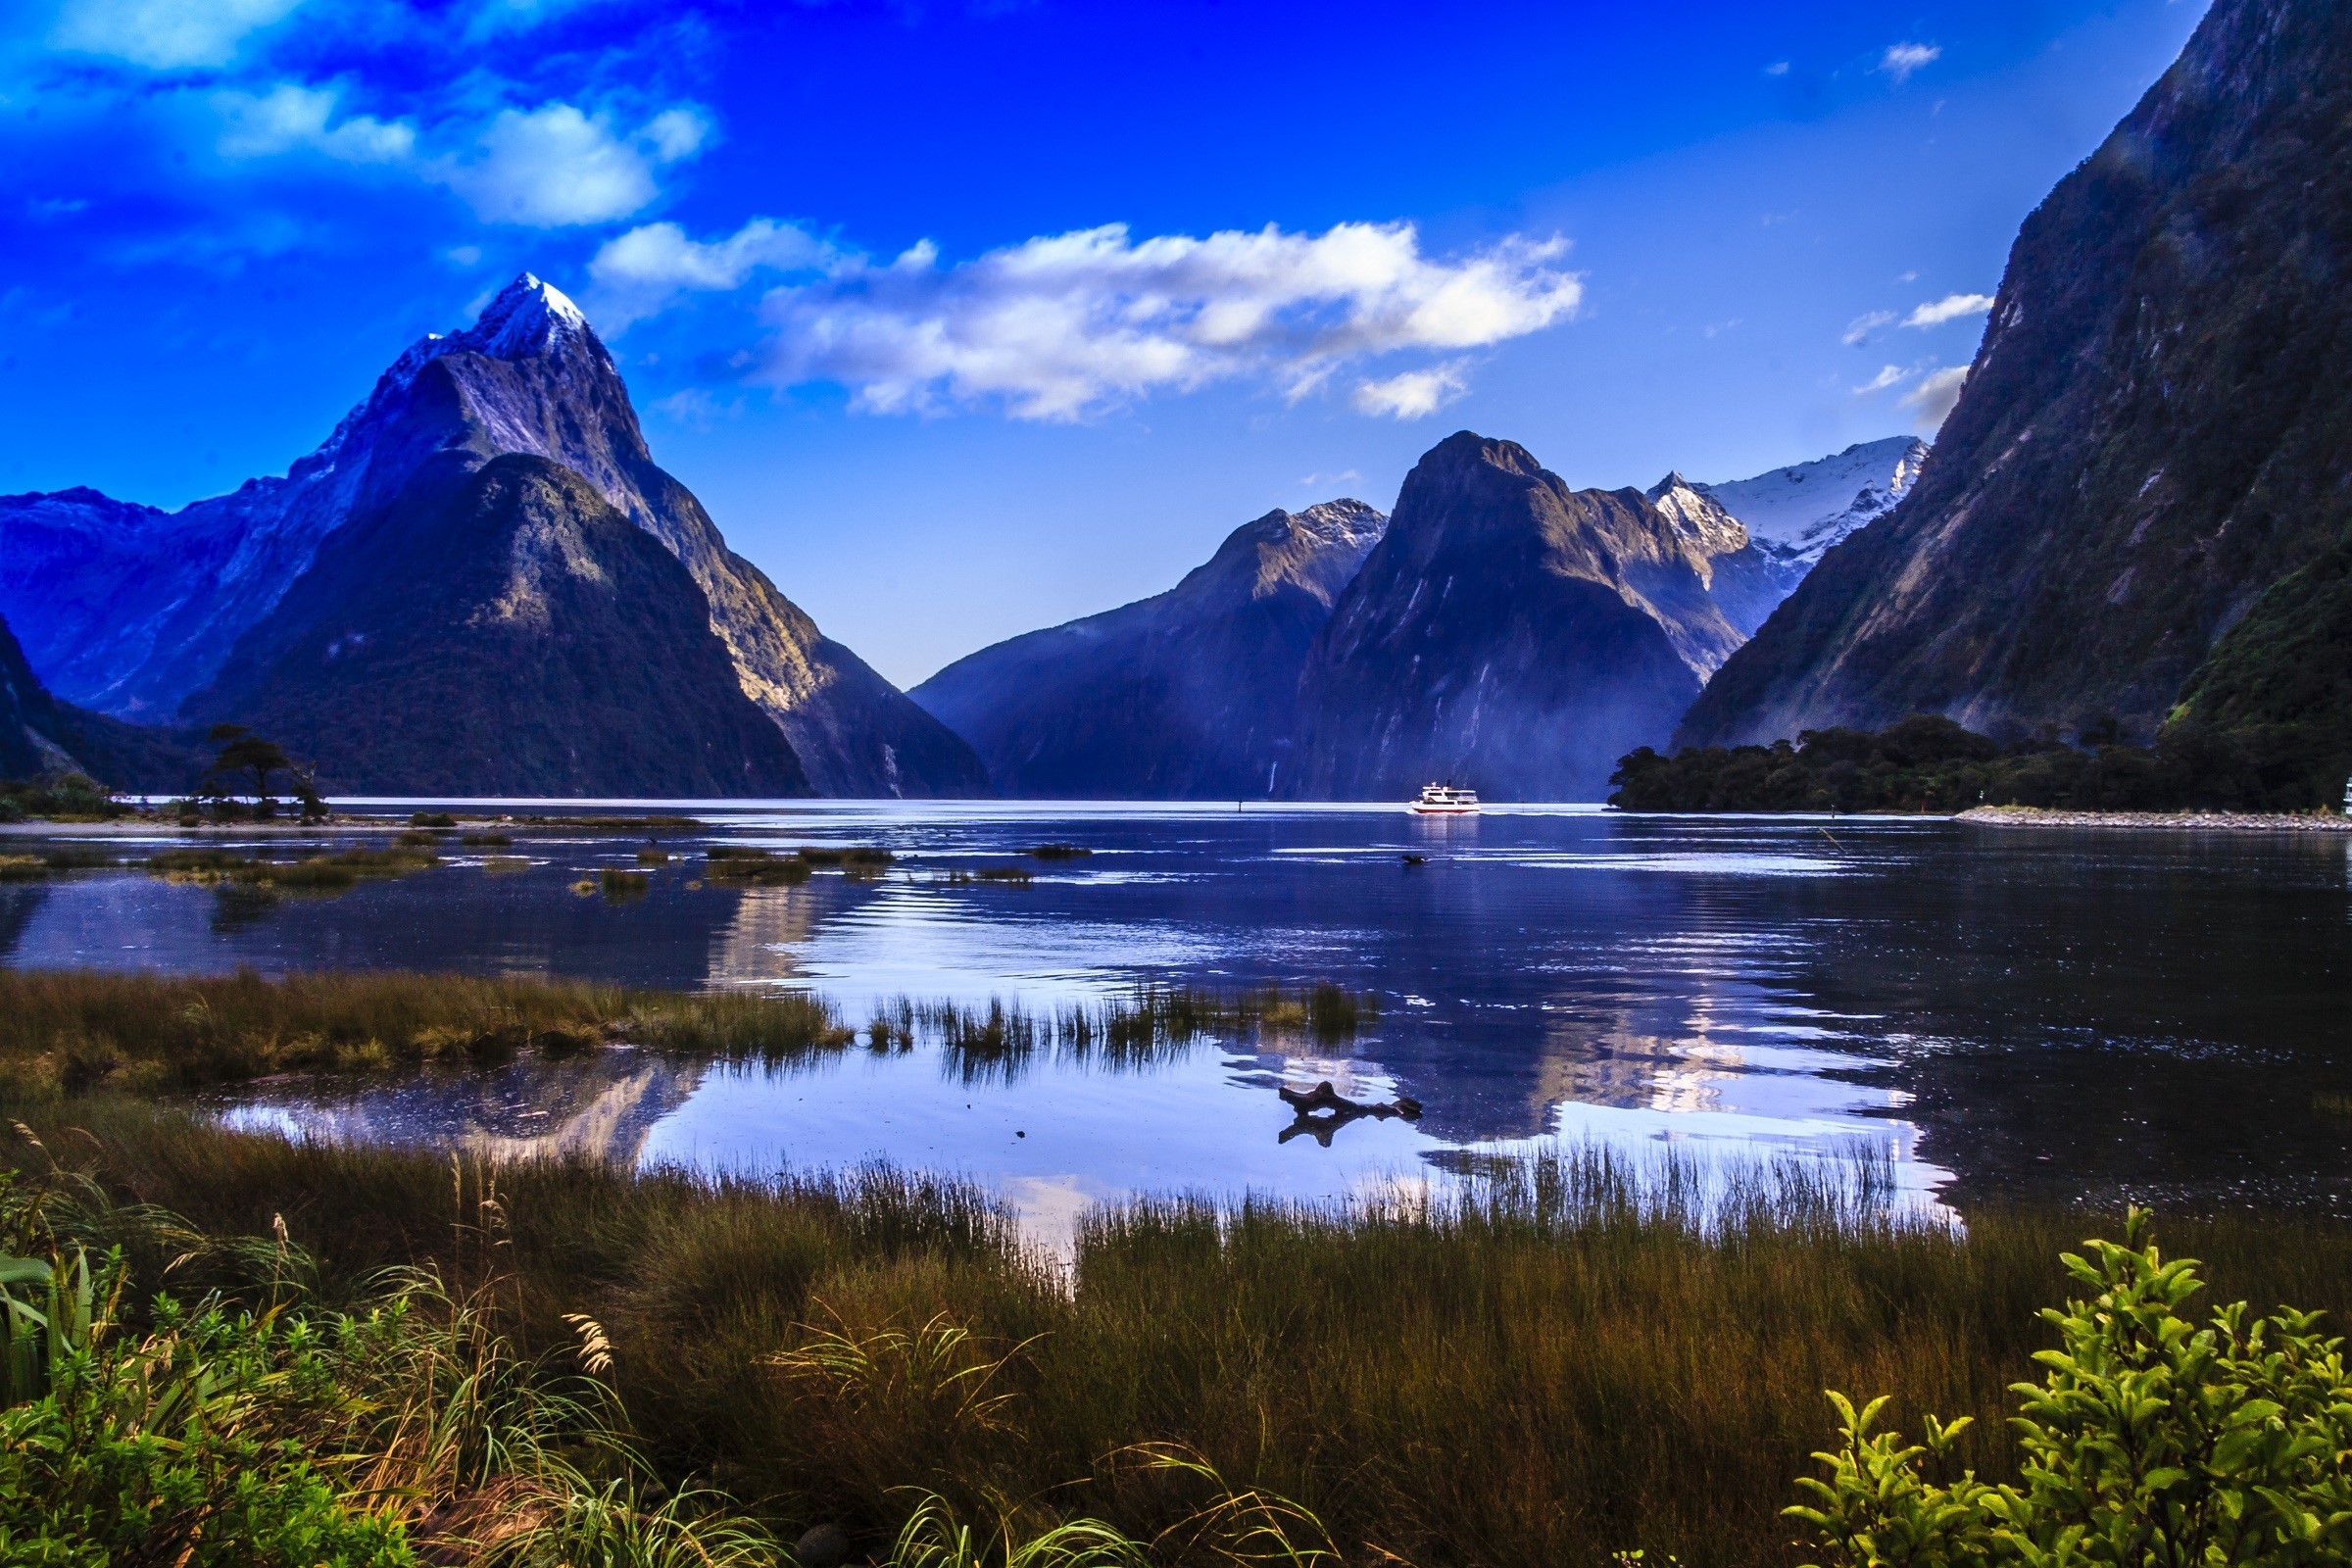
[0,610,193,790]
[189,453,809,798]
[1290,433,1754,801]
[1683,0,2352,748]
[911,501,1386,797]
[0,276,984,797]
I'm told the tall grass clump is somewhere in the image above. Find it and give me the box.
[11,1106,2352,1567]
[0,971,861,1098]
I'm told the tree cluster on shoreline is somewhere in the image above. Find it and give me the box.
[1609,713,2352,814]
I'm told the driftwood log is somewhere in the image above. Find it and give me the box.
[1277,1080,1424,1146]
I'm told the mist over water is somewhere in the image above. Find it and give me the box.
[12,802,2349,1229]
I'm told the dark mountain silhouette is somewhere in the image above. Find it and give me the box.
[910,501,1386,797]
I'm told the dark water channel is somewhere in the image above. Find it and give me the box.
[5,802,2346,1228]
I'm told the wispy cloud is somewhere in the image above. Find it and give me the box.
[1353,360,1470,419]
[1762,61,1790,76]
[432,102,709,226]
[215,83,415,164]
[1902,366,1969,431]
[1877,42,1941,84]
[50,0,305,69]
[1855,364,1916,394]
[599,218,1581,419]
[1842,310,1895,346]
[1903,291,1994,328]
[588,218,847,327]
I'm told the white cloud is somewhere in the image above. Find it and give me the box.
[51,0,304,69]
[1841,310,1895,346]
[1903,291,1995,328]
[1878,42,1941,83]
[744,220,1579,419]
[1856,364,1915,394]
[433,102,707,226]
[1353,361,1470,419]
[1902,366,1969,431]
[587,217,844,328]
[215,83,415,163]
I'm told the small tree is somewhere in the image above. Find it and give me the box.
[204,724,292,816]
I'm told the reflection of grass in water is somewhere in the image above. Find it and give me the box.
[21,1103,2352,1568]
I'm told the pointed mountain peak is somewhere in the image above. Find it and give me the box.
[1644,471,1700,501]
[457,272,593,360]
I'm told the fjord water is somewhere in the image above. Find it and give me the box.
[7,804,2348,1225]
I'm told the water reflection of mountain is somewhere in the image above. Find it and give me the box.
[236,1050,709,1166]
[707,886,818,985]
[0,885,48,962]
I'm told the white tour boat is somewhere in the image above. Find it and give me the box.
[1409,783,1480,815]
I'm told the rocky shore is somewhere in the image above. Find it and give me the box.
[1958,805,2352,833]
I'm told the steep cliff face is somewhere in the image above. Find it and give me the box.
[1289,433,1718,802]
[190,453,810,798]
[0,276,986,797]
[911,501,1386,797]
[0,611,193,790]
[1683,0,2352,747]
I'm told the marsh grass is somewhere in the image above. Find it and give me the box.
[600,868,653,901]
[0,970,858,1098]
[463,832,515,847]
[1027,845,1093,860]
[15,1104,2352,1568]
[142,845,441,892]
[483,855,531,874]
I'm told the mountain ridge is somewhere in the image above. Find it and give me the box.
[1680,0,2352,748]
[0,274,984,797]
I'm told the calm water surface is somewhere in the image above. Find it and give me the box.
[8,802,2348,1226]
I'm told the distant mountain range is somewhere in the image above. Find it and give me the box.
[1683,0,2352,766]
[915,432,1922,800]
[913,501,1386,798]
[0,276,984,798]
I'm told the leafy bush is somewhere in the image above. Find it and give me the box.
[1788,1209,2352,1566]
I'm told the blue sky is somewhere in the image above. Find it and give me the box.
[1,0,2207,686]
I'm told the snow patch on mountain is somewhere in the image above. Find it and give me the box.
[1697,436,1928,565]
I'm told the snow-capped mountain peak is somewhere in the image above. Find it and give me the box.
[1696,436,1928,565]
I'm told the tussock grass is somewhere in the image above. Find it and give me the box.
[0,970,857,1098]
[142,845,441,892]
[15,1106,2352,1567]
[600,867,652,900]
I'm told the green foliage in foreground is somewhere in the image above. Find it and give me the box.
[1791,1209,2352,1566]
[1610,713,2351,814]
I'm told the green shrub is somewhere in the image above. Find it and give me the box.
[1788,1208,2352,1566]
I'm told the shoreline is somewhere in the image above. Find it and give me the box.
[1958,805,2352,833]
